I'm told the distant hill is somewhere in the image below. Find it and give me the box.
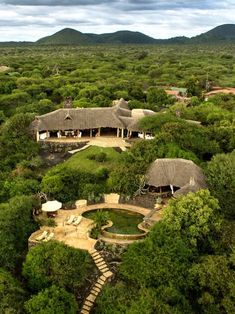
[0,41,33,46]
[190,24,235,43]
[1,24,234,46]
[37,28,90,45]
[91,30,157,44]
[37,28,157,45]
[36,24,235,45]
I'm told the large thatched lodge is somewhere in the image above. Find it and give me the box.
[32,98,155,141]
[146,158,207,197]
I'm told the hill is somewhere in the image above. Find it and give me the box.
[37,28,157,45]
[16,24,235,45]
[37,28,90,45]
[92,30,157,44]
[190,24,235,43]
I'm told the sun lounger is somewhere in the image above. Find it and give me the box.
[35,231,48,241]
[66,215,75,225]
[43,232,54,242]
[73,216,82,226]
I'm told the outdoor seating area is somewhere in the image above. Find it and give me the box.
[65,215,83,226]
[35,230,54,242]
[138,133,154,140]
[29,198,162,250]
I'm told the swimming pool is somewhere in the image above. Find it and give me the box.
[83,208,144,235]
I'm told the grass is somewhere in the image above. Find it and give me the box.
[62,146,121,173]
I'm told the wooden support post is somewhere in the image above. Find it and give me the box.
[36,131,40,142]
[121,128,124,138]
[143,132,146,139]
[90,129,92,138]
[98,128,101,136]
[117,128,119,137]
[46,130,49,138]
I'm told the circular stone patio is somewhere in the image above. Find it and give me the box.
[29,202,162,250]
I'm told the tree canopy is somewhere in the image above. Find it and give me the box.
[23,241,93,292]
[24,285,78,314]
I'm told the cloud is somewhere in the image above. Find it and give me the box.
[0,1,234,41]
[1,0,109,5]
[0,0,233,10]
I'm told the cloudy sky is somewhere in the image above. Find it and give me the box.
[0,0,234,41]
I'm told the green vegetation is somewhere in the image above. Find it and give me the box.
[0,43,234,312]
[191,24,235,43]
[206,151,235,218]
[37,28,157,45]
[96,190,234,314]
[64,146,120,172]
[40,147,120,203]
[0,268,25,313]
[0,195,38,270]
[24,285,78,314]
[23,241,93,292]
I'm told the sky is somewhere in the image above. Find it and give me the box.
[0,0,234,41]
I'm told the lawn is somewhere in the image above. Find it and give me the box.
[62,146,121,173]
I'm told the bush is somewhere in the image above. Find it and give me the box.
[0,268,26,313]
[24,285,78,314]
[23,241,93,292]
[87,152,107,162]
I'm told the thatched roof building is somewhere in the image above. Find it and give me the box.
[32,99,155,141]
[146,158,206,197]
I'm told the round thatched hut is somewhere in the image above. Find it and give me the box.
[146,158,207,197]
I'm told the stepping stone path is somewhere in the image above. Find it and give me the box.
[80,249,113,314]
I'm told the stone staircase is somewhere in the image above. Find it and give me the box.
[80,249,113,314]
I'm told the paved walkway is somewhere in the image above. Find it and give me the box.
[80,249,113,314]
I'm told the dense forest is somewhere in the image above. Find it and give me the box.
[0,44,234,313]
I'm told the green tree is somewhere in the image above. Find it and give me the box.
[97,221,193,313]
[0,195,38,270]
[24,285,78,314]
[0,113,39,171]
[189,255,235,314]
[163,189,221,251]
[93,210,109,229]
[185,77,203,97]
[138,112,180,133]
[146,87,172,111]
[0,110,6,124]
[0,268,25,314]
[23,241,93,292]
[206,151,235,218]
[160,121,220,160]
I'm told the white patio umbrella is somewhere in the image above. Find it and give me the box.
[42,200,62,213]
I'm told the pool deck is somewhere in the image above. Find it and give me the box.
[29,203,162,251]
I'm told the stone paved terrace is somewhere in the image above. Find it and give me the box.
[42,136,131,149]
[29,209,97,251]
[29,203,162,250]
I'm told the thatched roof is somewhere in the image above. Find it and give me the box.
[32,99,155,132]
[146,158,206,196]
